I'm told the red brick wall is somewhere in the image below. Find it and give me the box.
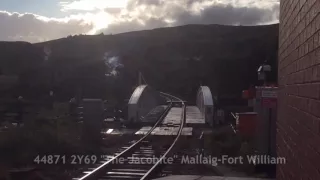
[278,0,320,179]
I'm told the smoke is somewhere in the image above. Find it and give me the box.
[103,52,124,76]
[43,46,51,61]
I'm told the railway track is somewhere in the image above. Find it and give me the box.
[73,93,185,180]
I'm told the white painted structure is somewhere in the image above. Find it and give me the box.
[128,85,164,123]
[196,86,214,126]
[185,106,205,125]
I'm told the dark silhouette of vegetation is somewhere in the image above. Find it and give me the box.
[0,24,278,104]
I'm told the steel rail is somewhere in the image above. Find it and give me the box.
[140,92,186,180]
[77,95,173,180]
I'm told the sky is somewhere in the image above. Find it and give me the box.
[0,0,280,42]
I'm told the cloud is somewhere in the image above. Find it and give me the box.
[100,17,168,34]
[98,0,279,34]
[60,0,128,11]
[172,3,280,26]
[0,0,279,42]
[0,11,93,42]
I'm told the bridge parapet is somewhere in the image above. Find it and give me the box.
[128,85,165,123]
[196,86,214,126]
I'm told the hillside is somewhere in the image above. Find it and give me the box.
[0,24,279,103]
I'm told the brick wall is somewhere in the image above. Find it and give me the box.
[278,0,320,179]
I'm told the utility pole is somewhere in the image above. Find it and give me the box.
[138,71,142,86]
[138,71,147,85]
